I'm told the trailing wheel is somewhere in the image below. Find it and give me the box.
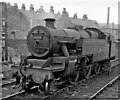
[101,60,111,75]
[104,61,111,75]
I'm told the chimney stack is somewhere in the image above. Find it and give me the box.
[30,4,34,11]
[21,4,26,10]
[14,3,18,9]
[44,18,56,28]
[7,2,11,6]
[38,6,44,12]
[107,7,110,26]
[82,14,88,20]
[57,11,60,15]
[49,6,54,13]
[73,13,78,19]
[62,8,69,16]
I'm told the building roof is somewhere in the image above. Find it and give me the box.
[99,23,118,29]
[71,18,100,29]
[19,7,101,29]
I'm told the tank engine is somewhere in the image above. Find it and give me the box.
[27,18,90,58]
[19,18,115,92]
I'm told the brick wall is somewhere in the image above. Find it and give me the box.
[7,6,29,39]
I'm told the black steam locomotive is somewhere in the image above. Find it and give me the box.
[18,18,115,92]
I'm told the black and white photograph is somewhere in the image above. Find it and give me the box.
[0,0,119,99]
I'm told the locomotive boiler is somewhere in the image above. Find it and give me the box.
[19,18,115,92]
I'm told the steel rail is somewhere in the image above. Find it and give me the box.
[89,74,120,99]
[1,79,16,87]
[1,86,38,100]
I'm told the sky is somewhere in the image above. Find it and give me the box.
[0,0,119,24]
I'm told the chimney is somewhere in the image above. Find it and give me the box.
[62,8,69,16]
[73,13,78,19]
[30,4,34,11]
[38,6,44,12]
[49,6,54,13]
[57,11,60,15]
[82,14,88,20]
[44,18,56,28]
[7,2,11,6]
[21,4,26,10]
[107,7,110,26]
[14,3,18,9]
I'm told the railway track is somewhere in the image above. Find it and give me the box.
[97,77,119,98]
[89,74,120,99]
[1,86,38,100]
[34,58,120,99]
[1,58,120,100]
[47,58,120,99]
